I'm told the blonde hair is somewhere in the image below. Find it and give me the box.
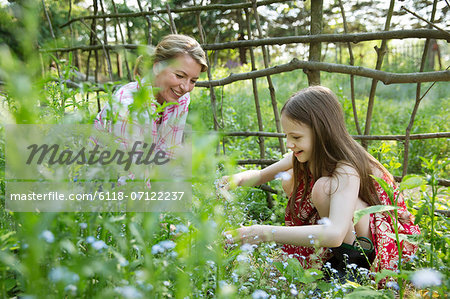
[134,34,207,79]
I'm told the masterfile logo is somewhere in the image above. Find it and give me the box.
[5,124,191,212]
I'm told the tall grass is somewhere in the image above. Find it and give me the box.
[0,4,448,298]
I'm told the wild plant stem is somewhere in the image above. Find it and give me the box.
[430,176,437,268]
[393,206,404,298]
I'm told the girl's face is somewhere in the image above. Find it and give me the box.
[281,114,314,164]
[153,54,202,104]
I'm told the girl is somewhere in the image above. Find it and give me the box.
[225,86,420,278]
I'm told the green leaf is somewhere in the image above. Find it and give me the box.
[371,175,394,203]
[354,205,398,224]
[344,286,394,298]
[399,175,426,191]
[375,269,398,283]
[385,233,420,244]
[414,204,427,225]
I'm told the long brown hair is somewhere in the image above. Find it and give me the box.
[281,86,387,222]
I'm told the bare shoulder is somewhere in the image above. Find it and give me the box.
[334,162,359,178]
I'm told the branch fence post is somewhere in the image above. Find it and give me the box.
[307,0,323,86]
[251,0,286,155]
[244,7,265,159]
[402,0,439,177]
[111,0,131,81]
[137,0,152,45]
[338,0,361,135]
[166,3,178,34]
[99,0,114,81]
[362,0,395,149]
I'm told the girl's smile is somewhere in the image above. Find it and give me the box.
[281,114,314,164]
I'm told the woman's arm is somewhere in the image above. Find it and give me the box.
[224,152,293,188]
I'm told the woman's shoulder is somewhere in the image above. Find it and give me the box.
[114,82,140,98]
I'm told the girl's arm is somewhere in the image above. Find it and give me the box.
[229,164,361,248]
[224,152,293,188]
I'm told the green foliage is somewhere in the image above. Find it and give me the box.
[0,2,449,298]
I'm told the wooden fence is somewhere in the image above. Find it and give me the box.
[41,0,450,187]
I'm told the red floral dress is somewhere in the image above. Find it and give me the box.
[282,173,421,272]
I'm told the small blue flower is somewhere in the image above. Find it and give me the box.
[92,240,107,250]
[252,289,269,299]
[40,230,54,243]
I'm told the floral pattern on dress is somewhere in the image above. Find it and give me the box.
[282,172,420,273]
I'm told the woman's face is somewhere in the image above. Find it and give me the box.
[153,54,202,104]
[281,114,314,164]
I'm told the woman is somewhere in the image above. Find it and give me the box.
[95,34,208,159]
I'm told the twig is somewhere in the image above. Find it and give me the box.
[153,9,171,28]
[251,0,285,154]
[244,7,265,159]
[60,0,292,28]
[402,0,439,177]
[338,0,361,135]
[362,0,396,149]
[165,3,178,34]
[42,30,450,53]
[224,131,450,140]
[79,20,113,81]
[194,58,450,87]
[401,6,450,38]
[111,0,131,81]
[42,0,61,77]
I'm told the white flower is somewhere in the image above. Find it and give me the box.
[290,288,298,295]
[64,284,77,296]
[252,289,269,299]
[117,176,127,186]
[410,268,443,288]
[79,223,87,229]
[275,171,291,181]
[40,230,54,243]
[317,217,331,226]
[279,276,287,281]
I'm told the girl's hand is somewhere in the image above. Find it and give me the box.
[224,225,272,245]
